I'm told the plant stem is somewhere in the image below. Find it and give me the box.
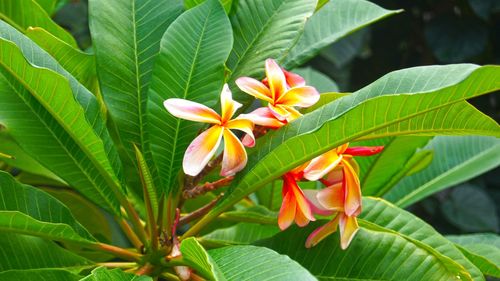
[90,242,142,262]
[97,262,136,269]
[120,199,149,247]
[179,194,224,226]
[183,177,233,199]
[160,272,181,281]
[117,217,143,251]
[136,263,154,275]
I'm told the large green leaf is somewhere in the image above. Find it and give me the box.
[447,234,500,278]
[187,64,500,234]
[0,22,124,213]
[282,0,401,68]
[80,267,151,281]
[26,27,99,94]
[0,269,81,281]
[208,245,316,281]
[201,223,279,247]
[227,0,317,103]
[180,238,224,280]
[259,198,483,280]
[146,0,232,194]
[185,0,233,12]
[0,0,77,47]
[89,0,183,188]
[0,171,96,244]
[360,136,432,196]
[385,136,500,208]
[0,233,90,271]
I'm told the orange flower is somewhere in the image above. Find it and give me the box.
[236,59,319,126]
[164,85,255,177]
[303,144,383,249]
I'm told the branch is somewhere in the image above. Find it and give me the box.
[183,177,233,199]
[179,194,224,226]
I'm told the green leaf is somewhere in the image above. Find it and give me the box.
[292,67,338,93]
[26,27,99,94]
[259,198,483,281]
[283,0,401,69]
[361,136,432,196]
[0,0,77,47]
[385,136,500,208]
[0,22,124,213]
[185,0,233,13]
[80,267,151,281]
[208,245,316,281]
[180,237,224,280]
[227,0,317,103]
[0,233,90,271]
[447,234,500,278]
[0,269,81,281]
[0,171,96,244]
[302,92,349,113]
[188,64,500,234]
[201,223,279,247]
[146,0,232,194]
[89,0,183,192]
[219,206,278,224]
[441,184,499,232]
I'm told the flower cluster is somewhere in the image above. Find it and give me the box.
[164,58,383,249]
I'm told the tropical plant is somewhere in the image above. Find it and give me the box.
[0,0,498,280]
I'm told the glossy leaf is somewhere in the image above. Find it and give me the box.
[146,0,232,194]
[227,0,317,103]
[80,267,151,281]
[0,233,90,271]
[89,0,183,187]
[283,0,401,68]
[180,238,224,280]
[201,223,279,247]
[447,234,500,278]
[293,67,339,93]
[26,27,99,94]
[188,64,500,234]
[0,0,77,47]
[185,0,233,12]
[219,206,278,225]
[385,136,500,208]
[361,136,432,196]
[208,245,316,281]
[259,198,483,280]
[0,171,96,244]
[0,22,123,213]
[0,269,81,281]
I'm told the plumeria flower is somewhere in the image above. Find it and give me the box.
[302,144,384,249]
[164,84,255,177]
[278,163,333,231]
[236,59,319,126]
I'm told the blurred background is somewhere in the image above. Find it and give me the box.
[53,0,499,236]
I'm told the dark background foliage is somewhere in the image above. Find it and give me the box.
[54,0,499,236]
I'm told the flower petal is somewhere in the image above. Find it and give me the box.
[235,77,273,103]
[285,174,315,222]
[164,99,221,124]
[277,86,319,107]
[342,159,362,216]
[283,69,306,87]
[305,214,340,248]
[220,129,248,176]
[183,125,223,176]
[226,119,255,147]
[278,186,296,230]
[317,182,345,211]
[268,103,289,121]
[344,146,384,156]
[238,107,286,128]
[321,166,343,186]
[303,189,335,216]
[265,58,287,100]
[339,213,359,250]
[303,149,343,181]
[281,105,302,122]
[220,84,242,123]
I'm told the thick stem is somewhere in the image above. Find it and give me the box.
[183,177,233,199]
[90,243,142,262]
[97,262,136,269]
[179,194,224,226]
[121,200,149,246]
[116,217,143,251]
[136,263,154,275]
